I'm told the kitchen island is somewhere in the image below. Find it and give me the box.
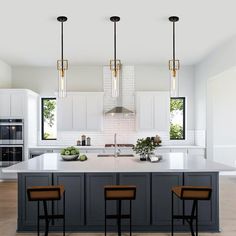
[4,153,234,233]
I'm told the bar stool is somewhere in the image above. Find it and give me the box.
[27,185,65,236]
[171,186,212,236]
[104,185,136,236]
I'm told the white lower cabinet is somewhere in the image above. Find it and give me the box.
[57,92,103,131]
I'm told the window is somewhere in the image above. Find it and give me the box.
[170,97,185,140]
[41,98,57,140]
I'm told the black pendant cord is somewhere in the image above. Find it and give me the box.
[114,21,117,73]
[61,21,64,71]
[173,21,175,70]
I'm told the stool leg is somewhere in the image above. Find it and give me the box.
[37,201,40,236]
[171,191,174,236]
[130,200,132,236]
[190,200,197,236]
[104,199,107,236]
[118,200,121,236]
[196,200,198,236]
[63,191,65,236]
[43,200,49,236]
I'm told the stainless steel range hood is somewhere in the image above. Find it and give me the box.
[105,72,134,115]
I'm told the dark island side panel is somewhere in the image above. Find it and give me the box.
[17,172,219,232]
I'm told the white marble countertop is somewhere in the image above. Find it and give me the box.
[3,153,234,173]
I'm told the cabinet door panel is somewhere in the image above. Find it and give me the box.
[54,173,84,227]
[184,172,219,228]
[11,93,24,117]
[86,173,117,226]
[0,93,10,117]
[86,94,103,131]
[57,95,73,130]
[152,172,183,226]
[18,173,52,229]
[119,173,150,226]
[73,94,86,130]
[154,92,170,131]
[136,94,154,130]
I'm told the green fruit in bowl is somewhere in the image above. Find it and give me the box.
[70,150,77,155]
[64,150,71,155]
[79,154,88,161]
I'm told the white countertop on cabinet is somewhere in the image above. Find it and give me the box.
[29,145,105,149]
[3,153,233,173]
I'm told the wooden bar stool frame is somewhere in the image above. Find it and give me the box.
[171,187,212,236]
[104,186,136,236]
[27,187,66,236]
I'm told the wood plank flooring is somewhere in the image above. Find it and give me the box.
[1,176,236,235]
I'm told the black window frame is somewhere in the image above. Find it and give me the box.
[41,97,57,140]
[170,97,186,140]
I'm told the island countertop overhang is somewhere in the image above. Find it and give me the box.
[3,153,235,173]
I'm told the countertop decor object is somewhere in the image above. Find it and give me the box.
[60,146,80,161]
[133,137,158,161]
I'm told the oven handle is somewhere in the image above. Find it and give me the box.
[0,123,23,126]
[0,145,23,148]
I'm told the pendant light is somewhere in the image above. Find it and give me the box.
[169,16,180,97]
[110,16,121,98]
[57,16,68,98]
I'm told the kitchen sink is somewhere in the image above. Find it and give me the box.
[97,154,134,157]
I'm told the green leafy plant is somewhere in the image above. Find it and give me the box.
[133,137,158,155]
[43,99,56,127]
[170,123,183,139]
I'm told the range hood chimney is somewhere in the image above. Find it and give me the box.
[105,72,134,115]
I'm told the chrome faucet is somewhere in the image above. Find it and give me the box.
[114,133,121,157]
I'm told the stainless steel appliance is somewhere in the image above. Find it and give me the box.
[0,119,24,144]
[0,145,23,167]
[0,119,24,167]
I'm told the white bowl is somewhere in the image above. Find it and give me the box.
[61,154,79,161]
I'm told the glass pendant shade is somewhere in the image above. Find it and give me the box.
[169,59,179,97]
[57,59,68,98]
[110,59,121,98]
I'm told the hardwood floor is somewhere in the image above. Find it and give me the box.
[1,176,236,235]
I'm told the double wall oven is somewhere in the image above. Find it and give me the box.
[0,119,24,167]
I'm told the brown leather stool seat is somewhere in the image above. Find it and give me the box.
[172,186,211,200]
[27,185,66,236]
[171,185,212,236]
[104,185,136,236]
[27,185,65,201]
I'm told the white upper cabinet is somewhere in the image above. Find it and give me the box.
[136,91,170,131]
[86,94,103,131]
[0,93,10,117]
[0,91,25,117]
[57,95,73,131]
[11,93,25,117]
[73,94,86,130]
[57,92,103,131]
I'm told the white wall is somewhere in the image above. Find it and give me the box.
[12,65,103,95]
[207,68,236,166]
[195,35,236,130]
[0,60,12,88]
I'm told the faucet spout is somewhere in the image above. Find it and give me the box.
[114,133,119,157]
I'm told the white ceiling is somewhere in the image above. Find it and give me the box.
[1,0,236,66]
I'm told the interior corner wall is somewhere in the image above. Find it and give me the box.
[0,60,12,88]
[194,35,236,131]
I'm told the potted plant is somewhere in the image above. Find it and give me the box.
[133,137,158,161]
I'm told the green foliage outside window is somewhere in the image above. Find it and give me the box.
[170,98,185,140]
